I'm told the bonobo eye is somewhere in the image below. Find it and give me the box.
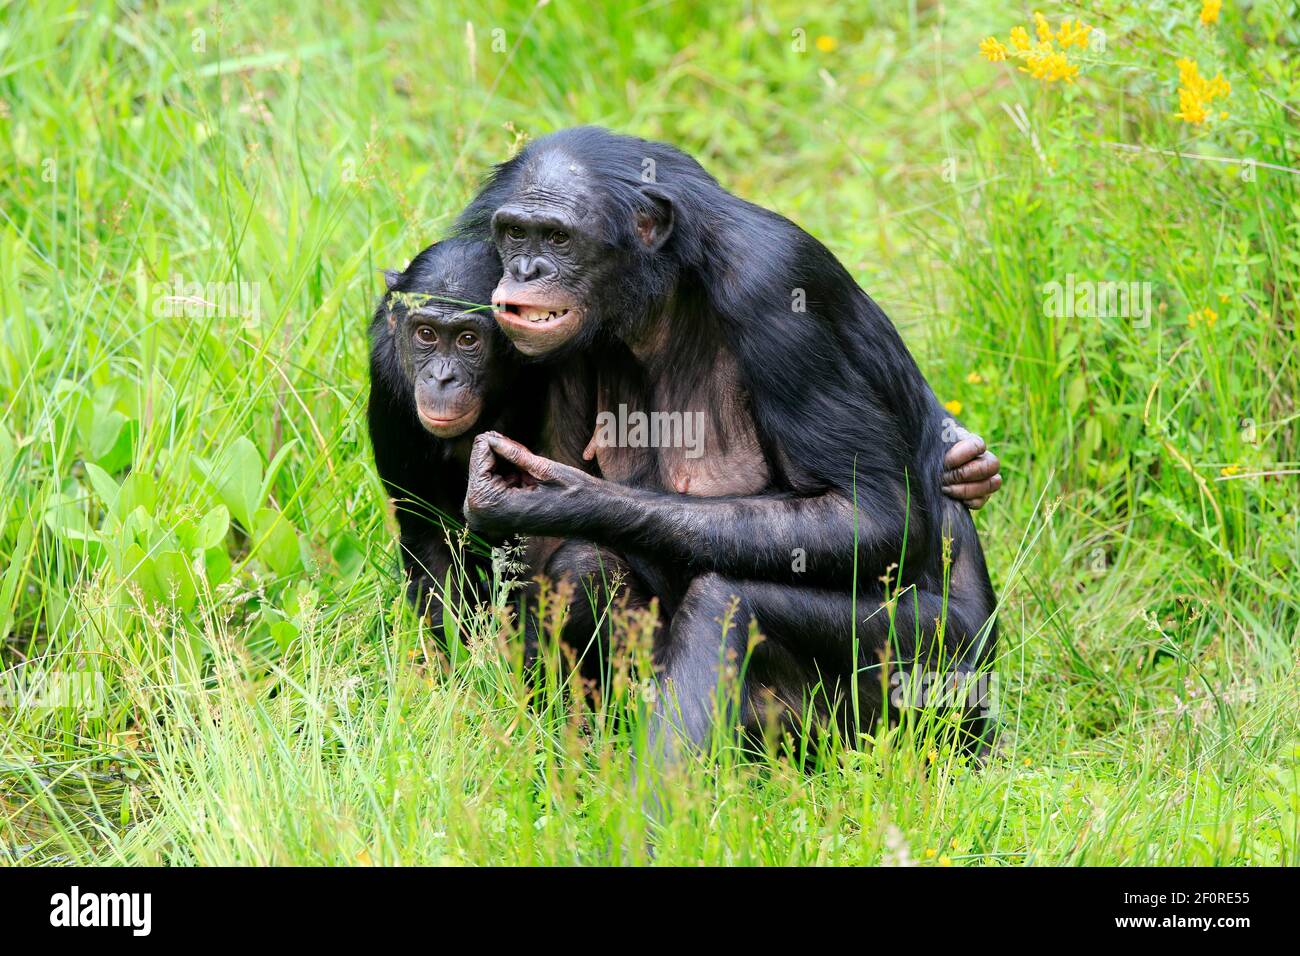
[457,331,479,349]
[414,325,437,345]
[507,225,526,241]
[550,230,570,247]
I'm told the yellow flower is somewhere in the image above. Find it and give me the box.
[925,847,938,859]
[1176,91,1209,125]
[1200,0,1222,26]
[1220,464,1242,477]
[1188,306,1219,328]
[965,371,984,385]
[1057,19,1091,49]
[1174,59,1230,125]
[985,18,1090,85]
[1033,11,1054,43]
[979,36,1009,62]
[943,399,963,415]
[938,855,953,867]
[815,35,838,53]
[927,748,939,763]
[1020,47,1079,84]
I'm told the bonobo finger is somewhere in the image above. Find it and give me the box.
[943,434,987,470]
[944,451,1001,485]
[483,432,555,481]
[945,474,1002,505]
[468,432,497,476]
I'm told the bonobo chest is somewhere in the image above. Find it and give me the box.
[587,350,770,496]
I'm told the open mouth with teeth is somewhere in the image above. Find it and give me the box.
[491,299,583,353]
[495,303,576,326]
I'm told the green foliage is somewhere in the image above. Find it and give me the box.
[0,0,1296,865]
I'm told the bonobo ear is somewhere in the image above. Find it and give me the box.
[634,187,674,252]
[382,268,403,290]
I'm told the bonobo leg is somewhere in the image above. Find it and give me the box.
[399,524,491,635]
[739,581,996,753]
[647,576,996,763]
[646,573,755,767]
[527,539,648,683]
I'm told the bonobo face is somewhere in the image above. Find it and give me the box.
[397,308,498,438]
[488,153,667,357]
[387,242,505,439]
[488,155,605,355]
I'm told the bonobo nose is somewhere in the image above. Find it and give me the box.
[509,255,556,283]
[432,363,459,387]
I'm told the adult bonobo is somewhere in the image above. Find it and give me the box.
[368,238,545,619]
[458,127,1000,757]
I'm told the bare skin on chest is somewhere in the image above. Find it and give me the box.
[584,348,770,497]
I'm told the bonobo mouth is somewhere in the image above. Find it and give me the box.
[491,294,583,355]
[495,302,576,326]
[416,405,480,438]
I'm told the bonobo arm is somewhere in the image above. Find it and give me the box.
[464,432,917,584]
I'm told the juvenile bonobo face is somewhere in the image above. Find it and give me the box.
[396,306,499,438]
[385,241,505,439]
[489,152,670,357]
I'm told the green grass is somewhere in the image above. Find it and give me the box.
[1,0,1297,865]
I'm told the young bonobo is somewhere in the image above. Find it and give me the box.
[368,238,545,619]
[370,236,1000,636]
[457,127,1001,759]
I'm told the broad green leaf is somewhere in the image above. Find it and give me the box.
[152,549,197,611]
[174,517,198,552]
[43,492,103,557]
[0,522,34,642]
[202,545,232,587]
[119,468,157,517]
[259,438,300,510]
[252,507,301,576]
[197,436,263,529]
[1066,374,1088,417]
[269,618,300,652]
[96,419,137,474]
[122,542,157,597]
[331,531,365,582]
[82,461,121,515]
[195,505,230,550]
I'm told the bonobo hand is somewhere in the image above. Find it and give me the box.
[942,428,1002,509]
[464,431,595,537]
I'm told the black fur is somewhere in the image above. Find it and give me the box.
[368,238,543,618]
[459,128,998,753]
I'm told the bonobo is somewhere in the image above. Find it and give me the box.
[458,127,1000,756]
[369,237,1000,628]
[368,238,545,618]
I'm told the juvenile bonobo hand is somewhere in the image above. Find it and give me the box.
[464,431,596,538]
[942,428,1002,509]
